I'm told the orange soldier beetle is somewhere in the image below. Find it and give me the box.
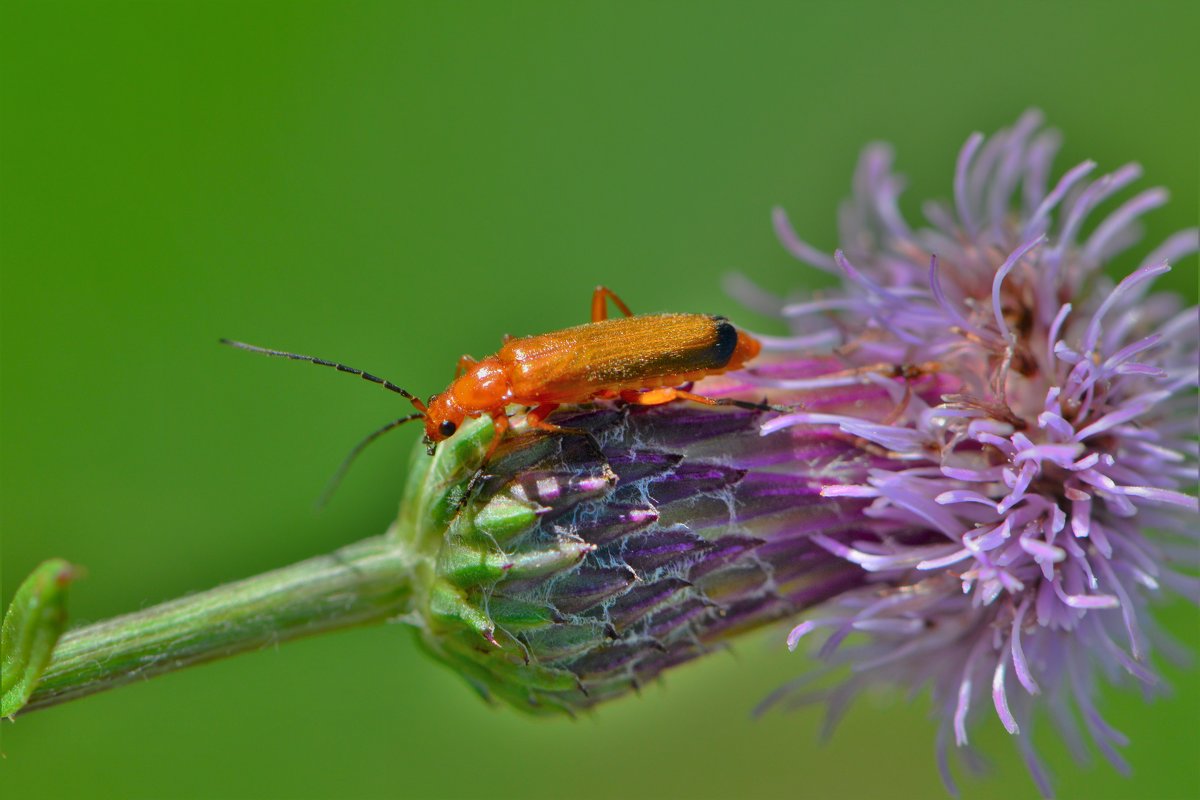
[222,287,772,492]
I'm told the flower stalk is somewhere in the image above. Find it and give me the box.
[3,417,494,717]
[14,535,414,715]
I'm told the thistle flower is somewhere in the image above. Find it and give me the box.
[729,109,1199,795]
[397,110,1197,794]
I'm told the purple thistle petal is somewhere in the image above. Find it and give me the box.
[987,112,1044,240]
[992,638,1020,734]
[954,634,991,745]
[1046,302,1073,362]
[721,272,786,316]
[1080,260,1172,354]
[941,464,1006,482]
[786,619,821,651]
[954,132,985,236]
[746,328,842,352]
[1073,390,1172,441]
[865,147,912,241]
[1011,595,1040,695]
[1022,127,1061,214]
[1019,537,1067,565]
[772,206,837,272]
[1023,159,1096,240]
[936,490,998,508]
[1115,486,1200,510]
[1037,410,1077,442]
[1083,188,1169,264]
[1101,333,1165,374]
[1140,227,1199,271]
[935,726,962,798]
[923,200,959,235]
[820,484,879,498]
[930,255,987,338]
[781,296,866,317]
[1013,443,1086,467]
[991,235,1047,344]
[1054,584,1119,609]
[1017,734,1056,799]
[1051,163,1142,259]
[918,548,974,570]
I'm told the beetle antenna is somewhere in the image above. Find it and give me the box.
[316,413,426,508]
[220,339,427,412]
[716,398,794,413]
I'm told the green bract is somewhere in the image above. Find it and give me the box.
[394,417,604,714]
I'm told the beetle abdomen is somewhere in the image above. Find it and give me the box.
[502,314,751,403]
[710,316,739,364]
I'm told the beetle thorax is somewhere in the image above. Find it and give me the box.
[451,357,511,413]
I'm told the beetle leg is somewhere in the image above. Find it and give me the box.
[620,387,682,406]
[524,404,606,463]
[455,354,478,378]
[622,388,789,413]
[591,286,635,322]
[524,403,564,431]
[671,389,791,412]
[482,412,509,462]
[526,402,594,439]
[457,413,510,513]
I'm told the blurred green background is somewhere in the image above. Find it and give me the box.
[2,2,1196,798]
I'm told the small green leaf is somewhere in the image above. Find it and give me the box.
[2,559,79,717]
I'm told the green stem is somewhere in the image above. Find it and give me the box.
[20,535,414,714]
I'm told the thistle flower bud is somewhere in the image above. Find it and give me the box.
[393,403,878,715]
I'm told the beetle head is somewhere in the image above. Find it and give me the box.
[422,392,467,454]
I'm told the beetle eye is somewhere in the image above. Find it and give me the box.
[438,420,457,438]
